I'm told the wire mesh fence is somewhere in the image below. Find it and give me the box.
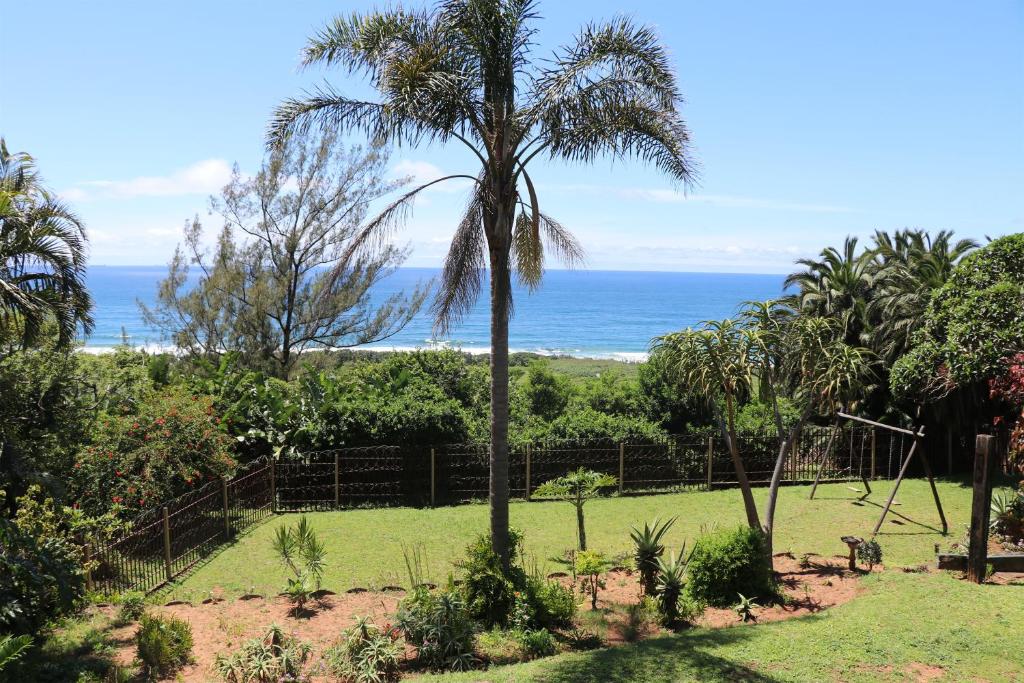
[90,424,906,593]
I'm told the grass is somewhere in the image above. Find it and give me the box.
[422,570,1023,682]
[175,478,972,599]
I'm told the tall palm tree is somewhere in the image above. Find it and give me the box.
[0,140,93,349]
[270,0,695,567]
[869,229,977,364]
[784,237,875,346]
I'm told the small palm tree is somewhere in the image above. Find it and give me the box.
[0,139,93,348]
[270,0,695,568]
[533,467,617,551]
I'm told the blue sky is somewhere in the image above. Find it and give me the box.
[2,1,1021,272]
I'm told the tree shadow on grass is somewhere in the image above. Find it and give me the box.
[539,625,784,683]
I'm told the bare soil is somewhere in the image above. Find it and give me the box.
[103,554,868,680]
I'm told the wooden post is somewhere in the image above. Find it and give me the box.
[947,427,954,475]
[430,448,436,507]
[161,506,173,583]
[618,443,625,494]
[269,459,277,513]
[871,428,922,537]
[917,439,949,534]
[221,477,231,540]
[83,540,94,592]
[810,420,842,499]
[870,428,877,480]
[525,443,532,501]
[706,436,714,488]
[968,435,996,583]
[334,452,340,508]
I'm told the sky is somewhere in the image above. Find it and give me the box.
[1,1,1021,273]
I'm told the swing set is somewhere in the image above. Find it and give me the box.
[807,411,948,537]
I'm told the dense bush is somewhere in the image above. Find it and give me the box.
[685,526,775,608]
[526,577,577,628]
[69,387,235,517]
[136,613,193,680]
[457,530,528,627]
[395,587,476,671]
[0,516,84,633]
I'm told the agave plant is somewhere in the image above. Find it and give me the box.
[630,516,676,596]
[654,546,690,625]
[734,593,760,623]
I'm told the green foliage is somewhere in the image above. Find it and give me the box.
[537,408,666,444]
[517,627,556,658]
[271,516,326,613]
[69,387,235,517]
[395,587,476,672]
[655,547,692,625]
[734,593,760,622]
[856,539,883,570]
[136,613,193,680]
[115,592,147,624]
[522,362,572,420]
[575,550,612,610]
[323,616,400,683]
[0,634,32,673]
[457,529,528,627]
[685,526,775,608]
[618,597,660,642]
[213,623,311,682]
[526,577,577,628]
[631,516,676,596]
[0,517,84,633]
[533,468,617,551]
[990,488,1024,539]
[734,398,800,433]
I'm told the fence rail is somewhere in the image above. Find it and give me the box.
[90,425,907,594]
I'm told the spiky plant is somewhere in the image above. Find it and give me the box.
[270,0,696,569]
[630,516,676,596]
[654,547,690,625]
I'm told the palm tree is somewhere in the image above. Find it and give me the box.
[869,229,977,364]
[0,140,93,349]
[784,237,875,346]
[270,1,695,567]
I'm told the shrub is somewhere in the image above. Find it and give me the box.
[271,516,326,614]
[323,616,400,683]
[518,628,556,658]
[856,539,883,570]
[0,635,32,674]
[685,526,775,608]
[116,592,147,624]
[70,387,235,518]
[213,623,311,682]
[655,547,692,625]
[136,613,193,680]
[526,577,577,628]
[395,587,476,671]
[575,550,612,610]
[0,517,84,633]
[631,517,676,596]
[457,530,527,627]
[617,597,659,642]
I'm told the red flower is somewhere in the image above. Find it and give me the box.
[112,496,122,504]
[116,470,122,477]
[155,418,166,426]
[74,462,81,469]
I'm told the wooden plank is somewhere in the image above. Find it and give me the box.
[837,412,924,437]
[162,506,173,583]
[222,478,230,540]
[871,429,922,537]
[706,436,714,488]
[525,443,532,501]
[618,443,625,494]
[967,435,996,583]
[430,448,436,507]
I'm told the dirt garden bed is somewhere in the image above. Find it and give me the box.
[101,554,870,681]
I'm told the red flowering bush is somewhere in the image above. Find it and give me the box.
[990,352,1024,474]
[69,388,236,517]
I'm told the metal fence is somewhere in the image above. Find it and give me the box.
[89,424,907,594]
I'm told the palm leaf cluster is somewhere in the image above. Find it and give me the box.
[0,139,93,348]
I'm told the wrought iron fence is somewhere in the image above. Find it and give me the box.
[90,424,905,593]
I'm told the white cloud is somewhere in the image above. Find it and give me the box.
[390,159,473,193]
[63,159,234,200]
[553,184,852,214]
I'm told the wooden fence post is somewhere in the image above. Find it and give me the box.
[706,436,714,488]
[618,443,625,494]
[270,459,277,513]
[221,477,230,540]
[870,428,877,480]
[430,448,436,507]
[334,452,340,508]
[968,435,996,583]
[161,506,173,583]
[525,443,532,501]
[83,540,94,592]
[947,427,954,475]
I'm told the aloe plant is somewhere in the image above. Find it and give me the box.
[654,546,690,625]
[734,593,760,622]
[631,517,677,596]
[271,516,326,614]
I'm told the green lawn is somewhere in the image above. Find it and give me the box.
[175,478,972,600]
[423,570,1024,682]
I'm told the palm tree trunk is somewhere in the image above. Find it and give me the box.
[489,243,512,571]
[723,393,761,529]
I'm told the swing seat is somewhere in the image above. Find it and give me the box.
[846,486,861,493]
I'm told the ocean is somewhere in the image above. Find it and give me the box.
[84,266,786,360]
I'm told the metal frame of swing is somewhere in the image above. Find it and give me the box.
[809,411,948,537]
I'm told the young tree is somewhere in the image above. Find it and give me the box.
[0,139,93,349]
[533,467,616,551]
[142,132,426,378]
[270,0,696,568]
